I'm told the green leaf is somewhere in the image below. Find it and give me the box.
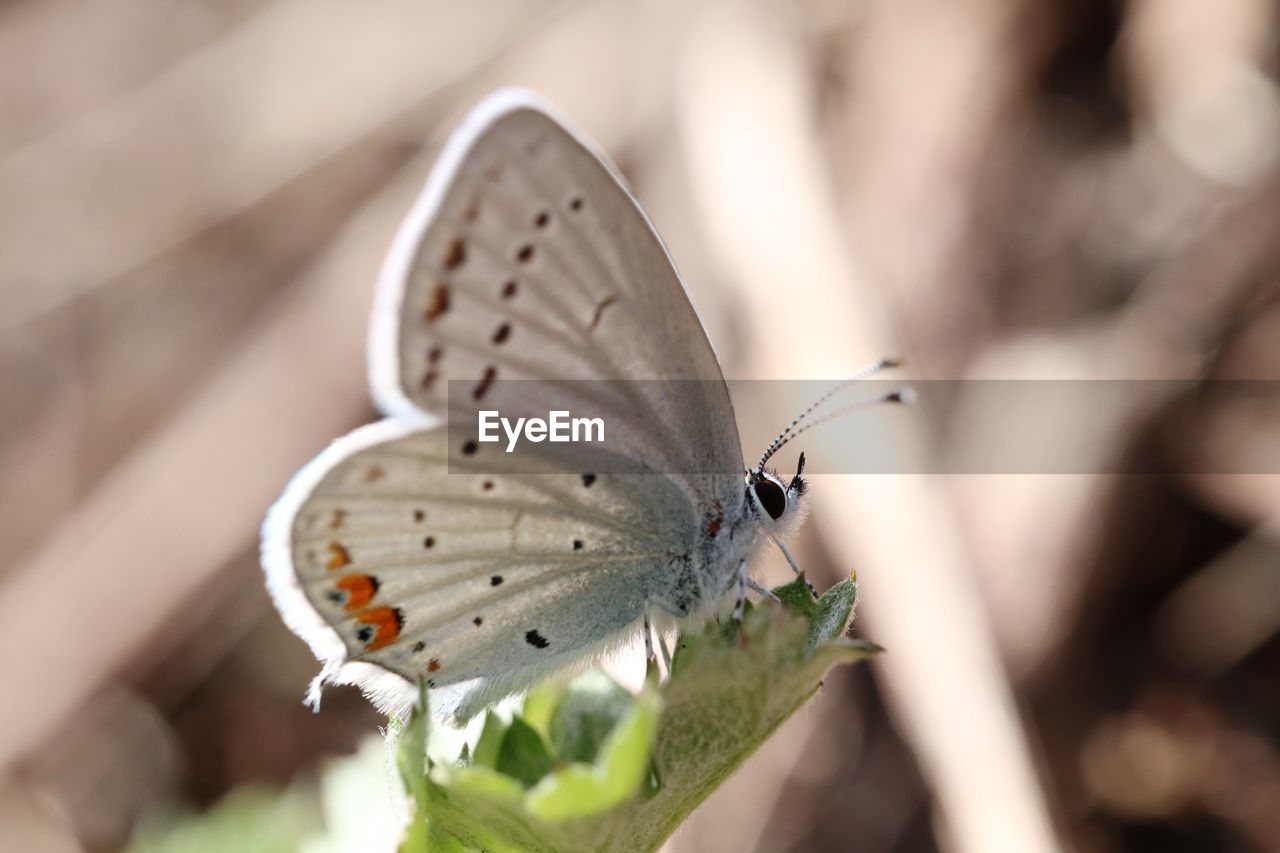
[399,576,876,853]
[526,681,661,821]
[771,575,818,618]
[470,710,507,771]
[394,682,430,850]
[397,815,430,853]
[397,684,430,808]
[522,682,566,737]
[807,576,858,651]
[422,822,470,852]
[496,717,555,787]
[548,671,634,764]
[440,765,527,803]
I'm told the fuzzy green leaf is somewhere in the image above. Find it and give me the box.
[806,576,858,651]
[401,577,877,852]
[396,685,429,808]
[526,681,661,821]
[395,684,430,851]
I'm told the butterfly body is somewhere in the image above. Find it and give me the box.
[262,89,816,724]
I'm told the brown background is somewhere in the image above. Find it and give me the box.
[2,1,1278,851]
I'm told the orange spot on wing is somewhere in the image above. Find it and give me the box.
[326,542,351,570]
[357,607,403,651]
[335,574,377,611]
[427,658,441,673]
[328,509,347,530]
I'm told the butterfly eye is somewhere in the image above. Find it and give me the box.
[752,479,787,521]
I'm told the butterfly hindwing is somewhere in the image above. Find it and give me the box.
[269,420,706,721]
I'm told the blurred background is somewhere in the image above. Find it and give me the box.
[2,0,1279,850]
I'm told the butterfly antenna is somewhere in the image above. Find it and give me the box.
[756,358,904,471]
[766,388,914,456]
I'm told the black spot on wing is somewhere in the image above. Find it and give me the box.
[525,629,550,649]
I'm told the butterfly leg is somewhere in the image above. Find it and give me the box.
[730,559,752,648]
[733,559,748,622]
[773,538,817,597]
[747,578,781,603]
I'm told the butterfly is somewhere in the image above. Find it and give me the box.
[261,89,904,725]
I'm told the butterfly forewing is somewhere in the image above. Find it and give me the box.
[374,97,742,491]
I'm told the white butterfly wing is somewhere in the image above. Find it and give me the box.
[264,90,746,723]
[265,421,712,722]
[370,89,742,491]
